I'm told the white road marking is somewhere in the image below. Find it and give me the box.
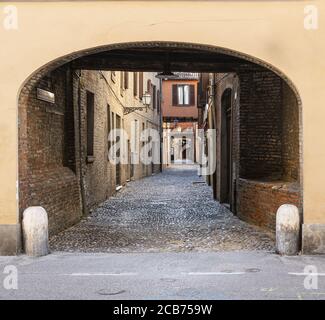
[183,272,246,276]
[63,272,138,276]
[288,272,325,276]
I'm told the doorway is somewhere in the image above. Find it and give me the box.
[116,114,121,187]
[220,89,232,205]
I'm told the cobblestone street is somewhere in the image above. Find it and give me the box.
[50,165,275,253]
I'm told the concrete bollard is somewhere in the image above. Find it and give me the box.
[22,207,49,257]
[276,204,300,255]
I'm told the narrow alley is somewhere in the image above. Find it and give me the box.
[50,165,274,253]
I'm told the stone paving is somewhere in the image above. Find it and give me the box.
[50,165,275,253]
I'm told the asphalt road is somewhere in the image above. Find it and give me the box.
[1,251,325,300]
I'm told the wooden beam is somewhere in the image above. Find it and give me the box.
[72,58,248,72]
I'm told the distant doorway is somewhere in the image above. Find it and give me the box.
[116,114,121,187]
[182,136,187,160]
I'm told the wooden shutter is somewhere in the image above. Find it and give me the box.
[189,85,195,106]
[124,72,129,89]
[133,72,138,96]
[152,85,156,109]
[120,72,124,91]
[107,104,111,154]
[172,84,178,106]
[139,72,144,99]
[147,79,151,92]
[157,89,160,113]
[86,91,95,157]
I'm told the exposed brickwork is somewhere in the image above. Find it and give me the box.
[19,68,161,236]
[18,67,82,236]
[237,178,300,231]
[207,70,302,232]
[239,71,283,180]
[76,70,113,210]
[282,81,299,182]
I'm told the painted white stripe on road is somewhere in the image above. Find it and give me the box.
[63,272,138,276]
[183,272,246,276]
[288,272,325,276]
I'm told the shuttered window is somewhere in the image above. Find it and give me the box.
[157,89,160,113]
[147,79,151,92]
[120,72,124,94]
[124,72,129,89]
[172,84,195,106]
[139,72,144,99]
[86,91,95,157]
[133,72,138,96]
[152,85,157,109]
[107,104,111,156]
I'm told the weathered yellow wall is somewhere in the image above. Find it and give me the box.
[0,1,324,225]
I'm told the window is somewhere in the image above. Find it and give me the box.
[172,84,195,106]
[157,89,160,113]
[120,72,124,93]
[152,85,157,109]
[133,72,138,96]
[131,119,139,154]
[124,72,129,89]
[86,91,95,158]
[139,72,144,99]
[147,79,151,92]
[107,104,111,156]
[111,71,116,83]
[142,122,145,175]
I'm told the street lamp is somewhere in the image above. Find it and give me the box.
[142,91,152,107]
[123,91,152,115]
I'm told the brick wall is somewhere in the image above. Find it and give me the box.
[239,71,283,180]
[18,67,82,236]
[237,178,300,231]
[19,68,161,236]
[73,70,162,211]
[282,81,300,182]
[209,70,301,232]
[76,70,113,210]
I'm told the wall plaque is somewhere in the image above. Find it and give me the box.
[37,88,55,104]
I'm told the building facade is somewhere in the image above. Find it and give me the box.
[199,71,301,233]
[18,68,161,237]
[162,73,199,166]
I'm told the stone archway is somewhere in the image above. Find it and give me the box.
[17,41,303,248]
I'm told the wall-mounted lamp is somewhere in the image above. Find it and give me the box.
[123,91,152,115]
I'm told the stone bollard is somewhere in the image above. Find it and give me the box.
[22,207,49,257]
[276,204,300,255]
